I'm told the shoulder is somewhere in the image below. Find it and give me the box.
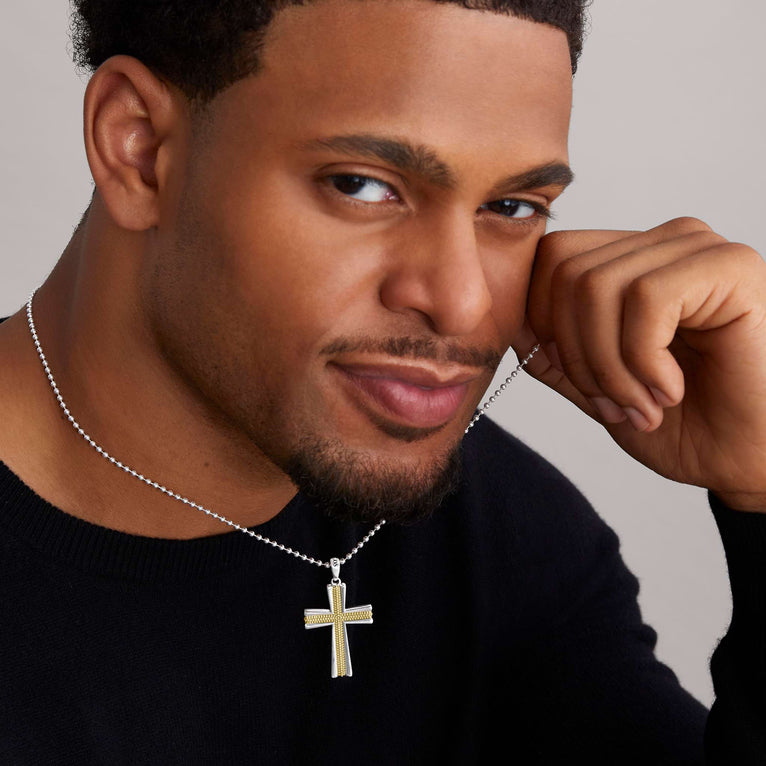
[0,311,29,457]
[0,309,73,514]
[459,415,604,530]
[461,415,574,490]
[455,416,623,580]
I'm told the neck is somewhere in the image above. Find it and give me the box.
[0,198,297,539]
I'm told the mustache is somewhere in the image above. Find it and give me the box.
[321,336,502,371]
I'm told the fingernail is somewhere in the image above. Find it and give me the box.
[544,342,563,372]
[623,407,650,432]
[590,396,628,424]
[650,387,675,408]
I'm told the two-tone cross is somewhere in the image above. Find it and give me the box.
[304,558,373,678]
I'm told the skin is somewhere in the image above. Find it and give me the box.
[0,0,764,541]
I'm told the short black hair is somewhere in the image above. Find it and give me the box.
[70,0,589,105]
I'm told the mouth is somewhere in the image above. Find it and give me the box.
[330,361,481,431]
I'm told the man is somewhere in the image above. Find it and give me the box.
[0,0,764,762]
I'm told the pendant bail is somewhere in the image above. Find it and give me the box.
[330,557,341,584]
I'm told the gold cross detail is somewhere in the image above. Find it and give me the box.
[304,583,373,678]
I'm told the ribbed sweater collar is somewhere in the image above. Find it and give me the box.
[0,458,314,582]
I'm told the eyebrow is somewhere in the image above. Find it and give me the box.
[299,133,574,195]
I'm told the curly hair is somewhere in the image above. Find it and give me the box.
[70,0,590,104]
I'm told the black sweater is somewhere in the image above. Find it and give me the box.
[0,415,761,764]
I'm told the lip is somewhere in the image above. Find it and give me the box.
[331,362,481,430]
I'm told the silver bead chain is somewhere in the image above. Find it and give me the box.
[25,290,538,571]
[464,343,540,433]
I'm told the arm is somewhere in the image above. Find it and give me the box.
[705,492,766,764]
[513,498,708,763]
[513,218,766,759]
[471,423,708,761]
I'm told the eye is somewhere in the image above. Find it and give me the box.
[327,174,399,203]
[480,199,550,221]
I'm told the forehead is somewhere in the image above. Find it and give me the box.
[208,0,572,171]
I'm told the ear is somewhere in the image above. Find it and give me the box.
[83,55,188,231]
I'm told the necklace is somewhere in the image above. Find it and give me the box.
[25,290,538,678]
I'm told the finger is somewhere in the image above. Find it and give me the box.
[622,242,766,398]
[537,229,639,262]
[521,218,730,431]
[510,319,601,421]
[529,218,713,343]
[568,231,726,430]
[528,221,720,430]
[529,230,638,342]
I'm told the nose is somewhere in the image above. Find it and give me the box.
[378,212,493,337]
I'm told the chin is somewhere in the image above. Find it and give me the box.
[282,433,463,525]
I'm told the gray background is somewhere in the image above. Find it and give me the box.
[1,2,764,706]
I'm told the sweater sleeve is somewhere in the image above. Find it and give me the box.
[508,499,709,764]
[463,421,709,763]
[705,492,766,764]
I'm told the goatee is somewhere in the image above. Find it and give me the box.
[284,437,463,525]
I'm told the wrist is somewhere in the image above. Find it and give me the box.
[713,490,766,513]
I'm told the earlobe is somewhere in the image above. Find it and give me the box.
[83,55,184,231]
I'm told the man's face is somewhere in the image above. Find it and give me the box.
[142,0,572,521]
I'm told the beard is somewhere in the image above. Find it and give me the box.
[283,435,463,525]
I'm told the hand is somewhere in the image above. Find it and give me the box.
[515,217,766,511]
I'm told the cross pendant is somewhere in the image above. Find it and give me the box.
[304,558,373,678]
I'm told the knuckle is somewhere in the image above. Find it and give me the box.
[574,265,612,302]
[537,230,576,257]
[551,256,583,288]
[728,242,765,267]
[689,230,727,248]
[625,273,660,306]
[589,363,625,393]
[555,345,586,374]
[534,232,568,268]
[621,343,651,371]
[536,230,606,271]
[663,216,713,236]
[561,363,601,395]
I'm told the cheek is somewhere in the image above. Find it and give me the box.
[483,234,540,345]
[203,181,388,355]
